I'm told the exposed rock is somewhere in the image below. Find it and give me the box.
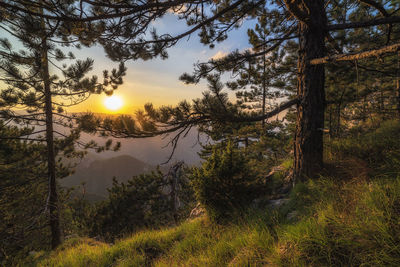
[251,196,270,208]
[267,198,290,209]
[286,210,298,220]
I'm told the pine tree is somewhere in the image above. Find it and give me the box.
[3,0,400,181]
[0,3,125,248]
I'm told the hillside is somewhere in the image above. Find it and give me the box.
[29,120,400,266]
[61,155,154,197]
[32,173,400,266]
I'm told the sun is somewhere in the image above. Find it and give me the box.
[104,95,123,111]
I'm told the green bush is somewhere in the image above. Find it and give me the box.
[191,141,262,222]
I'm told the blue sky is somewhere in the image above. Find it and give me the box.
[68,13,255,114]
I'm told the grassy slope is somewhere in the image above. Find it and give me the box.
[31,121,400,267]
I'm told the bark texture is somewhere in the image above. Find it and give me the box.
[41,31,61,249]
[294,1,327,182]
[310,42,400,65]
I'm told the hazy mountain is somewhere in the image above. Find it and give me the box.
[78,129,203,166]
[61,154,155,197]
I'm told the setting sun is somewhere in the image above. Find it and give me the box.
[104,95,123,111]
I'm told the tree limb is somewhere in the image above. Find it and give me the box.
[231,97,299,122]
[359,0,388,16]
[310,42,400,65]
[328,16,400,31]
[358,0,391,44]
[283,0,309,23]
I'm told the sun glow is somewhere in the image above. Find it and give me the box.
[104,95,123,111]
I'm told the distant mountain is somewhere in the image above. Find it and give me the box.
[61,154,155,197]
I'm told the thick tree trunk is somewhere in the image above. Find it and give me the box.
[397,52,400,117]
[294,1,327,182]
[41,29,61,249]
[329,107,332,138]
[397,81,400,117]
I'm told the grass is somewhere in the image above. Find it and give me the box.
[30,120,400,266]
[30,173,400,267]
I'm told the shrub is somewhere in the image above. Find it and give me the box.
[90,168,194,241]
[191,141,262,222]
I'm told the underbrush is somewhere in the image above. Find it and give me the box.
[328,119,400,174]
[32,173,400,267]
[31,120,400,266]
[277,175,400,266]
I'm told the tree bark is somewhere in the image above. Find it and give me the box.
[397,82,400,117]
[41,21,61,249]
[397,52,400,117]
[294,1,327,182]
[310,42,400,65]
[336,103,341,137]
[261,36,267,130]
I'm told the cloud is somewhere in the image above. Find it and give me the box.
[211,50,228,60]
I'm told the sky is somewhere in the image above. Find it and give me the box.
[0,12,256,115]
[65,13,255,114]
[0,11,256,164]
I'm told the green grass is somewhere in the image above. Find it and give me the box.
[31,174,400,267]
[30,120,400,266]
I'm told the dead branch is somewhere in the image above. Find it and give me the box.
[310,42,400,65]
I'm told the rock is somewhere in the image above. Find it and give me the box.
[276,183,292,195]
[251,196,270,208]
[267,198,290,209]
[189,203,205,219]
[286,211,298,220]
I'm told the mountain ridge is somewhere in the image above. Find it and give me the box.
[61,154,155,197]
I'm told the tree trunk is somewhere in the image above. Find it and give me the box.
[329,106,332,138]
[262,42,266,129]
[41,23,61,249]
[397,80,400,117]
[294,1,327,182]
[397,52,400,117]
[336,103,341,137]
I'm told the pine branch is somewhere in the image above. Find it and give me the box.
[358,0,389,17]
[310,42,400,65]
[0,0,192,22]
[328,16,400,31]
[230,97,299,122]
[358,0,392,43]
